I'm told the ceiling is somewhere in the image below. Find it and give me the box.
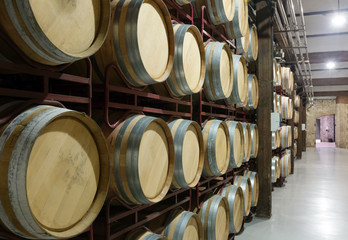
[300,0,348,98]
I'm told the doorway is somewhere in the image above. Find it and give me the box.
[316,114,336,148]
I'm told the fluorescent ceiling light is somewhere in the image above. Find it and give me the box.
[332,13,346,27]
[326,62,336,69]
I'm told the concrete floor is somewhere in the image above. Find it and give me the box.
[237,147,348,240]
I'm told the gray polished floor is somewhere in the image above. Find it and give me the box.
[238,147,348,240]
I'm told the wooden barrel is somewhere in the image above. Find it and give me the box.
[277,94,282,115]
[280,126,290,149]
[127,229,167,240]
[273,93,278,113]
[0,106,109,239]
[168,119,204,188]
[220,185,244,233]
[234,176,252,216]
[250,124,259,158]
[271,157,278,183]
[281,67,291,92]
[94,0,175,87]
[295,95,301,108]
[277,63,282,87]
[272,130,280,150]
[225,0,248,39]
[289,71,294,92]
[107,115,174,204]
[202,120,230,177]
[294,111,299,124]
[167,24,205,97]
[0,1,110,66]
[240,122,251,162]
[226,55,248,107]
[287,126,293,147]
[280,153,291,177]
[289,98,294,119]
[226,121,244,168]
[294,126,298,140]
[236,25,249,54]
[247,74,259,110]
[206,0,235,25]
[244,171,259,207]
[244,25,258,62]
[163,210,203,240]
[281,96,291,120]
[199,195,229,240]
[294,142,297,156]
[204,42,233,101]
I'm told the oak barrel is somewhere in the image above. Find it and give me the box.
[294,126,299,140]
[234,175,252,216]
[169,119,204,188]
[226,55,248,107]
[280,153,291,177]
[277,63,282,86]
[94,0,175,87]
[295,95,301,108]
[250,124,259,158]
[244,25,258,62]
[0,1,110,65]
[204,42,233,101]
[281,96,291,120]
[199,195,229,240]
[220,185,244,233]
[0,106,109,239]
[127,229,166,240]
[236,25,249,54]
[247,74,259,110]
[294,110,299,124]
[163,210,203,240]
[167,24,205,97]
[240,122,251,162]
[202,120,230,177]
[244,171,259,207]
[206,0,236,25]
[273,59,279,85]
[107,115,174,204]
[225,121,244,168]
[273,93,278,113]
[271,157,279,183]
[225,0,248,39]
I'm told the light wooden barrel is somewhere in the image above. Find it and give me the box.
[277,63,282,87]
[281,96,291,120]
[272,132,277,150]
[167,24,205,97]
[280,153,291,177]
[107,115,174,204]
[225,0,248,39]
[0,106,109,239]
[204,42,233,101]
[206,0,235,25]
[271,157,278,183]
[244,171,259,207]
[273,93,278,113]
[163,210,203,240]
[250,124,259,158]
[295,96,301,108]
[0,1,110,66]
[175,0,195,6]
[294,127,298,140]
[199,195,229,240]
[289,71,294,92]
[244,25,258,62]
[234,176,252,216]
[226,121,244,168]
[281,67,291,92]
[294,142,297,156]
[280,126,291,149]
[289,98,294,119]
[226,55,248,107]
[236,25,249,54]
[277,130,281,148]
[240,122,251,162]
[94,0,174,87]
[294,111,299,124]
[247,74,259,110]
[220,185,244,233]
[287,126,293,147]
[168,119,204,188]
[202,120,230,177]
[277,94,282,115]
[127,229,167,240]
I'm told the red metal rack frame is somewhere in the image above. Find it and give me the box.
[0,59,92,116]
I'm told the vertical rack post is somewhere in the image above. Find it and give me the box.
[256,0,273,218]
[290,90,295,174]
[297,98,303,158]
[302,103,307,152]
